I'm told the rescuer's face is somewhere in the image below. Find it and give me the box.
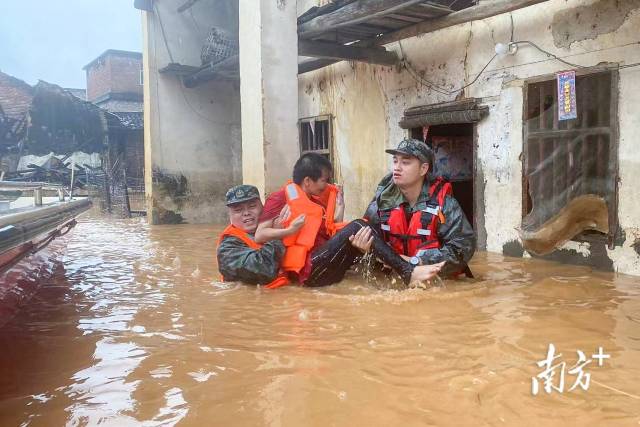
[304,168,331,197]
[392,154,429,187]
[228,199,263,233]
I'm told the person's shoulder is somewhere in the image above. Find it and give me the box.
[375,173,394,190]
[260,187,288,221]
[442,193,463,211]
[265,188,286,201]
[218,235,248,252]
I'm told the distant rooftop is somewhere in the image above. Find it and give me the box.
[112,111,144,130]
[83,49,142,70]
[65,88,86,100]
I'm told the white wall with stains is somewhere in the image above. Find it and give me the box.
[240,0,300,196]
[142,0,241,224]
[297,0,640,275]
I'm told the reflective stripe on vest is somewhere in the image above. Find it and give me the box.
[281,183,325,273]
[379,177,452,257]
[217,224,290,288]
[315,184,348,236]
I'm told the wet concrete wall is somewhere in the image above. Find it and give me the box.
[142,0,241,224]
[239,0,300,196]
[297,0,640,275]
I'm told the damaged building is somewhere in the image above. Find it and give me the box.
[0,70,143,215]
[84,49,146,213]
[0,72,111,175]
[139,0,640,276]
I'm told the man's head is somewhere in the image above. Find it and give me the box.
[385,138,434,188]
[292,153,333,196]
[225,185,262,233]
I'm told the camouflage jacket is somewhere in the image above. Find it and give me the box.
[364,173,476,277]
[217,234,285,285]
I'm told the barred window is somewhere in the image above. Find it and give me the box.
[299,115,331,161]
[522,69,619,246]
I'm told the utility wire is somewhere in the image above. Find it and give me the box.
[512,40,640,71]
[398,38,640,96]
[398,39,497,96]
[511,40,586,69]
[154,3,229,125]
[154,3,175,64]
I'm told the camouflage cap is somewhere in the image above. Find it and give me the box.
[385,138,434,166]
[225,184,260,206]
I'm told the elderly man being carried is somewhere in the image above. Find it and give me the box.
[255,153,444,288]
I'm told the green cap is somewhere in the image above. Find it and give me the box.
[385,138,434,166]
[225,184,260,206]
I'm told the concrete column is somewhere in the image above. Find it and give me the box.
[239,0,299,195]
[33,188,43,206]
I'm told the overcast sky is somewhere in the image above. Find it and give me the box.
[0,0,142,89]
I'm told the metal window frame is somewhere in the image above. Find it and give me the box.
[298,114,333,162]
[521,67,620,248]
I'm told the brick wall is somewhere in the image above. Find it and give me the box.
[86,53,142,103]
[86,57,111,102]
[0,72,34,119]
[109,55,143,96]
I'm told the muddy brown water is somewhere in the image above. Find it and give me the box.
[0,216,639,426]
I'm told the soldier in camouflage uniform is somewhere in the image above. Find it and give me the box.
[364,139,476,278]
[216,185,286,284]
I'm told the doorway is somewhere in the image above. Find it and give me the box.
[410,123,475,227]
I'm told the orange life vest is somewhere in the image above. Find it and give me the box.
[281,182,345,274]
[315,184,347,236]
[217,224,290,289]
[378,177,451,257]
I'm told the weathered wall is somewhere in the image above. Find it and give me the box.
[298,63,388,219]
[86,58,112,103]
[0,71,34,120]
[86,53,143,103]
[239,0,300,196]
[142,0,241,224]
[108,55,143,96]
[238,0,265,194]
[297,0,640,275]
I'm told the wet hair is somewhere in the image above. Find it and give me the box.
[292,153,333,185]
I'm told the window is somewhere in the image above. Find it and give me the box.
[139,69,144,85]
[522,69,618,244]
[299,115,331,161]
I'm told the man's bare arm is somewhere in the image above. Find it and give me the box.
[255,214,305,244]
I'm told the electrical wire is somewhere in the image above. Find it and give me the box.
[511,40,587,69]
[514,40,640,71]
[398,37,640,97]
[618,62,640,70]
[398,39,497,96]
[157,2,639,102]
[154,3,175,64]
[189,8,205,39]
[154,3,230,125]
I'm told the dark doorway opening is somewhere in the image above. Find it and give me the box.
[410,123,474,227]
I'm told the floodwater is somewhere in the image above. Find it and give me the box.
[1,216,639,426]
